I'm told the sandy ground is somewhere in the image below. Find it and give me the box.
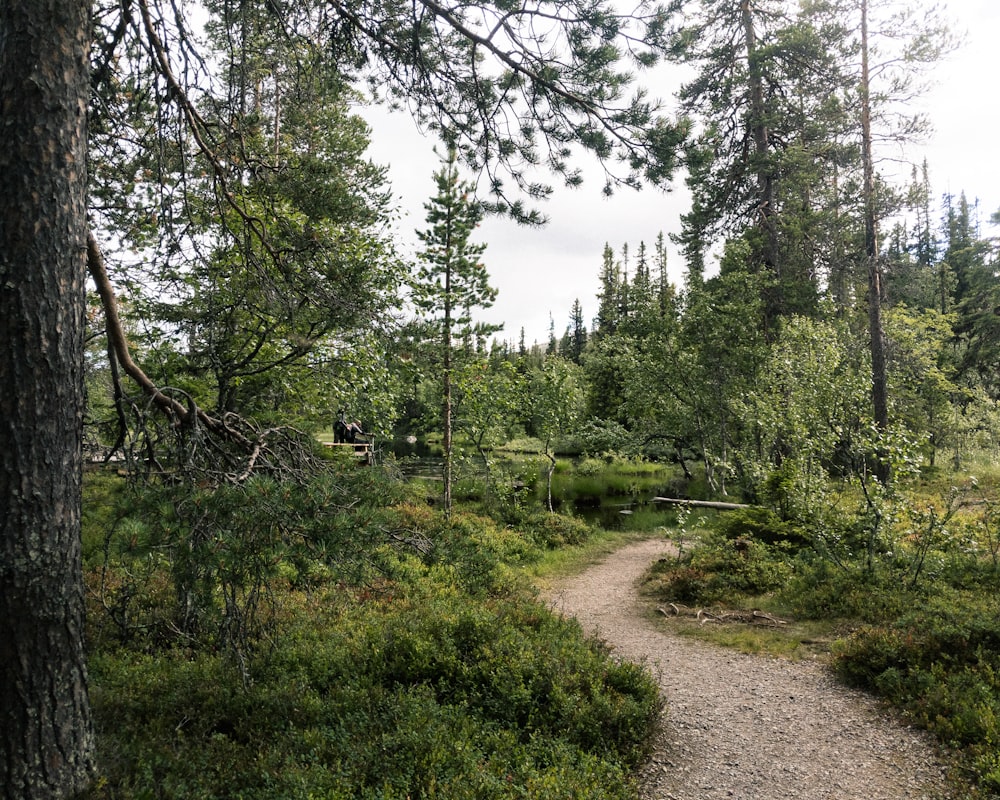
[544,537,956,800]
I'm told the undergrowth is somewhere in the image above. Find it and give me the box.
[82,466,659,799]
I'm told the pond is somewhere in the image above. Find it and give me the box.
[389,440,693,531]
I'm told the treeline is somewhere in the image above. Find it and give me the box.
[79,0,994,508]
[399,180,997,482]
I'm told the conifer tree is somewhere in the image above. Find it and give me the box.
[942,192,984,308]
[0,2,95,797]
[595,243,622,335]
[671,0,848,322]
[566,299,588,364]
[654,232,675,318]
[414,151,496,515]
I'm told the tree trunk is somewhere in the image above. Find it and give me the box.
[741,0,780,324]
[545,447,556,513]
[652,498,750,511]
[442,246,453,517]
[0,1,96,798]
[860,0,891,484]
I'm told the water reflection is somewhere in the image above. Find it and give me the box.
[389,440,683,531]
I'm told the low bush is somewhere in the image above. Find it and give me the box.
[833,593,1000,795]
[88,584,658,799]
[86,465,407,659]
[519,510,595,548]
[83,470,659,799]
[644,530,795,605]
[714,506,809,548]
[777,559,922,621]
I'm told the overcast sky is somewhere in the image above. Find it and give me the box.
[361,0,1000,346]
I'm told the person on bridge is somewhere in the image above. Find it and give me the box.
[345,419,366,444]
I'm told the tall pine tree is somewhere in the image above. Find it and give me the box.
[414,151,497,515]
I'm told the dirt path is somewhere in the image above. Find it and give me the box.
[544,537,954,800]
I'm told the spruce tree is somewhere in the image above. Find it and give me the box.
[414,151,497,515]
[567,299,588,364]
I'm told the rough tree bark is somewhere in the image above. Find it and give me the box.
[740,0,779,281]
[0,1,96,798]
[859,0,890,485]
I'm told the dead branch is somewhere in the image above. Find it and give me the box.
[88,231,252,445]
[658,604,788,627]
[87,231,325,484]
[652,497,751,511]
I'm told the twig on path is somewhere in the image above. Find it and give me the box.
[658,604,789,627]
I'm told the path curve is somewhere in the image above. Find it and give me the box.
[544,537,953,800]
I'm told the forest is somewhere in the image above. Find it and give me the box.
[2,0,1000,798]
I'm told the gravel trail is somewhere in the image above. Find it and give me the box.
[544,537,955,800]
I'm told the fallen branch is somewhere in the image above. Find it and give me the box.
[87,231,323,483]
[658,604,788,627]
[88,231,252,447]
[652,497,750,511]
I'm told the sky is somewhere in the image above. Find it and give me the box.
[361,0,1000,346]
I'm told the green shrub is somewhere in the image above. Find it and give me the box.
[644,531,794,605]
[85,478,658,799]
[777,560,918,621]
[88,585,657,799]
[82,468,127,564]
[833,596,1000,790]
[523,511,595,549]
[714,506,809,547]
[88,466,407,657]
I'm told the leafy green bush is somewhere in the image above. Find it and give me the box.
[81,467,127,567]
[776,559,920,621]
[714,506,809,547]
[644,530,794,605]
[522,510,595,548]
[88,586,658,799]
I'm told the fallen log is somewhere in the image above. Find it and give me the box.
[652,497,750,511]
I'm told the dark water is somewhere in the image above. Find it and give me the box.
[390,437,438,459]
[388,440,682,530]
[396,456,444,480]
[575,500,641,529]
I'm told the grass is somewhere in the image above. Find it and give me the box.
[640,595,849,662]
[527,529,662,588]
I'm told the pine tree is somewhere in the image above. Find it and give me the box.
[595,243,622,335]
[546,313,558,355]
[654,232,675,318]
[942,192,985,309]
[859,0,890,482]
[1,2,96,796]
[414,150,497,515]
[672,0,848,323]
